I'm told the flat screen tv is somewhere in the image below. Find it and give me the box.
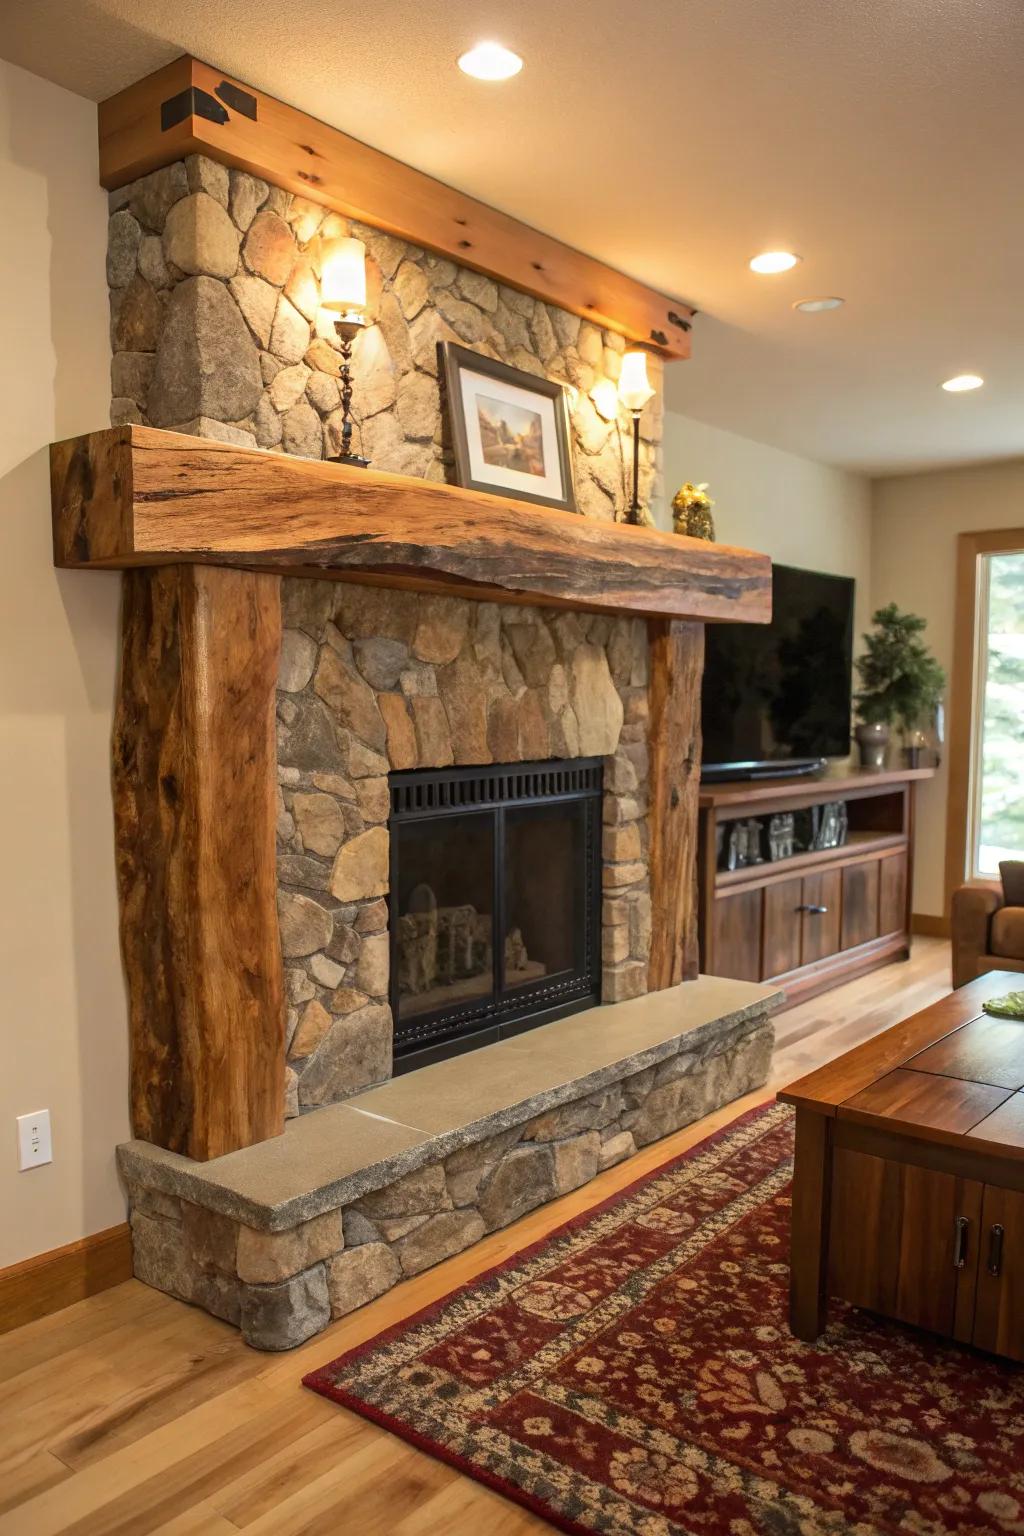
[701,563,855,781]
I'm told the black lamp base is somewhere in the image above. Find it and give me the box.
[624,410,643,525]
[331,316,370,469]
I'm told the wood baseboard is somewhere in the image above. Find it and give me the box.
[0,1223,132,1336]
[912,912,950,938]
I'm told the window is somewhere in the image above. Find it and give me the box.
[969,549,1024,877]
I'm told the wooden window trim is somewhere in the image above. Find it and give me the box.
[945,527,1024,911]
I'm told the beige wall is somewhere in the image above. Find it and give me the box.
[662,409,873,640]
[662,407,873,767]
[0,61,128,1268]
[872,460,1024,917]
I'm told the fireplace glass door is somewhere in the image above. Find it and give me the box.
[389,759,602,1069]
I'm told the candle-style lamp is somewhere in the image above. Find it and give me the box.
[321,237,370,467]
[618,350,655,525]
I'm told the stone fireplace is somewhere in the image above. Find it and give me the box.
[46,136,777,1350]
[276,580,654,1108]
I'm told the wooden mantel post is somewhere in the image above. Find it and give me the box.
[647,620,705,989]
[113,564,285,1160]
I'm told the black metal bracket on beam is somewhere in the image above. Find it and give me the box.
[215,81,258,120]
[160,81,257,134]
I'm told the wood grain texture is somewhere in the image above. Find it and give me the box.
[789,1107,833,1341]
[763,877,803,979]
[647,620,703,988]
[697,765,934,811]
[51,427,771,625]
[878,849,908,936]
[113,565,285,1160]
[779,968,1023,1113]
[840,1067,1010,1138]
[0,1226,132,1337]
[840,860,880,951]
[799,870,842,966]
[973,1184,1024,1362]
[971,1093,1024,1151]
[97,57,694,360]
[907,1016,1024,1089]
[828,1148,981,1340]
[713,888,763,982]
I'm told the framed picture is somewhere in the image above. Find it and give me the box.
[440,342,577,512]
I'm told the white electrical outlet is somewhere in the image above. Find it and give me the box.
[17,1109,52,1170]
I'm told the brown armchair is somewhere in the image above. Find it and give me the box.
[952,880,1024,989]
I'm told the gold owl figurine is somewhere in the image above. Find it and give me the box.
[672,482,716,541]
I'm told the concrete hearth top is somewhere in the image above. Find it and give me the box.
[117,975,782,1232]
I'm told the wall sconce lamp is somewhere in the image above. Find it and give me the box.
[321,237,370,467]
[618,350,655,525]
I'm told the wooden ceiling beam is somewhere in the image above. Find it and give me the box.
[98,56,694,360]
[50,425,771,626]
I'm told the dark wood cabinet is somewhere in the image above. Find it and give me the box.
[829,1148,982,1338]
[782,973,1024,1364]
[800,869,842,965]
[841,861,880,950]
[712,888,762,982]
[763,878,803,978]
[698,769,931,1009]
[973,1185,1024,1362]
[879,850,908,936]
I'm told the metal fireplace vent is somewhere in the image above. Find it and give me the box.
[388,757,603,1072]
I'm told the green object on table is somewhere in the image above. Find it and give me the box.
[982,991,1024,1020]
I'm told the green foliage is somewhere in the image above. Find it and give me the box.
[983,991,1024,1020]
[854,603,946,730]
[978,553,1024,864]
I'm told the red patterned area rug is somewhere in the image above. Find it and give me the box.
[304,1102,1024,1535]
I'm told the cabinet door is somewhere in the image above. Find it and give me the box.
[800,869,842,965]
[762,878,803,978]
[829,1148,983,1339]
[841,861,880,950]
[878,851,908,936]
[712,888,762,981]
[973,1186,1024,1363]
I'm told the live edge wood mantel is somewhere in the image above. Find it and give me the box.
[51,424,771,1161]
[51,425,771,623]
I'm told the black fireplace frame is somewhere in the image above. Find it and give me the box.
[388,757,603,1073]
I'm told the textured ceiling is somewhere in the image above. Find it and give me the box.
[3,0,1023,473]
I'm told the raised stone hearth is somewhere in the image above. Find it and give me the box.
[120,976,779,1349]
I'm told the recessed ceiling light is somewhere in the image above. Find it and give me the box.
[941,373,984,392]
[457,42,523,80]
[793,296,844,313]
[749,250,801,274]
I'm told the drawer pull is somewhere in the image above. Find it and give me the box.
[988,1223,1005,1278]
[796,903,829,915]
[953,1215,970,1270]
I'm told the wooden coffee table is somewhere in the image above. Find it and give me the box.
[779,970,1024,1362]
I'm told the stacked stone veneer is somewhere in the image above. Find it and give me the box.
[276,579,653,1115]
[123,1006,774,1349]
[106,156,663,517]
[104,153,771,1355]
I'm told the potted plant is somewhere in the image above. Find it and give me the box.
[853,604,946,769]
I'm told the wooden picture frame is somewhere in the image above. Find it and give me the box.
[440,342,577,512]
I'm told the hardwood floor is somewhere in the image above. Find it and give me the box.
[0,938,952,1536]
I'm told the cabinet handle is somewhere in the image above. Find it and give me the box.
[953,1214,970,1269]
[796,904,829,915]
[988,1223,1005,1277]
